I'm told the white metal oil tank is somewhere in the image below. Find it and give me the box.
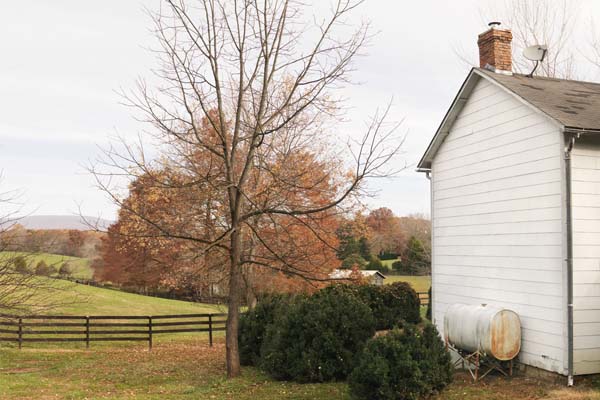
[444,304,521,361]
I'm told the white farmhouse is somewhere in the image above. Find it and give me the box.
[418,24,600,382]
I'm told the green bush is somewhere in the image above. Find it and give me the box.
[392,259,418,275]
[400,237,430,275]
[260,286,375,382]
[238,293,294,366]
[426,286,432,321]
[324,283,420,330]
[349,325,452,400]
[13,256,28,274]
[47,264,57,276]
[342,254,368,269]
[384,282,421,325]
[59,262,72,277]
[34,260,51,276]
[379,253,398,261]
[367,256,388,273]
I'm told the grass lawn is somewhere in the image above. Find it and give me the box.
[56,280,225,315]
[2,338,600,399]
[2,275,598,399]
[0,339,347,400]
[11,278,224,316]
[0,251,93,280]
[384,275,431,292]
[380,258,398,269]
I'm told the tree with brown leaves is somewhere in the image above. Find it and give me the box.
[92,0,402,377]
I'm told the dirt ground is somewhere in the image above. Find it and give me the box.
[440,371,600,400]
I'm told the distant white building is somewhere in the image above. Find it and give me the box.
[418,24,600,381]
[329,269,386,286]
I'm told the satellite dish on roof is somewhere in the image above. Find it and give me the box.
[523,45,548,77]
[524,45,548,61]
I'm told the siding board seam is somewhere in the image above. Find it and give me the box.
[435,193,560,215]
[435,180,562,201]
[441,119,548,153]
[436,131,558,170]
[435,290,563,309]
[435,168,561,191]
[451,103,527,132]
[435,151,558,181]
[435,205,560,218]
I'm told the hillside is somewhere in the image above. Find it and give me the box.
[20,279,224,316]
[0,252,93,280]
[19,215,113,231]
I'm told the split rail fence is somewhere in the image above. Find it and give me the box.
[0,313,227,350]
[417,291,429,305]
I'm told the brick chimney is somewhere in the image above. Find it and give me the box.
[477,22,513,73]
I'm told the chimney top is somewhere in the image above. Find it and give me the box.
[478,23,513,74]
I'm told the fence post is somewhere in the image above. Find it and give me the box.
[148,316,153,351]
[208,314,213,347]
[17,318,22,350]
[85,316,90,349]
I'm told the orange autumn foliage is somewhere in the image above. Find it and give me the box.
[94,142,344,299]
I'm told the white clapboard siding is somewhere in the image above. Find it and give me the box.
[435,170,560,200]
[435,207,561,227]
[439,113,550,155]
[435,157,561,191]
[572,136,600,375]
[430,77,566,375]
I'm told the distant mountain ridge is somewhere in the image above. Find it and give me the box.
[19,215,113,231]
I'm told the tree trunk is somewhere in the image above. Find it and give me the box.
[246,285,257,311]
[225,228,243,378]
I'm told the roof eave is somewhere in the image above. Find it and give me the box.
[563,126,600,135]
[417,68,572,171]
[417,68,482,171]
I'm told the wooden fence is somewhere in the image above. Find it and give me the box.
[0,313,227,350]
[417,291,429,305]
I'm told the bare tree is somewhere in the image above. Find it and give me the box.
[456,0,580,79]
[92,0,402,377]
[0,185,71,315]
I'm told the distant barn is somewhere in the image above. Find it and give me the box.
[329,269,386,286]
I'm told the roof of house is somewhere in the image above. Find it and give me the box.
[417,68,600,171]
[329,269,387,280]
[480,68,600,131]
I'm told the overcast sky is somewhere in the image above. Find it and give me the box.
[1,0,599,220]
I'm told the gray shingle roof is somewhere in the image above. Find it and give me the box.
[417,68,600,171]
[479,68,600,131]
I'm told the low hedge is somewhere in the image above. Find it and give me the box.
[259,286,376,382]
[326,282,421,330]
[349,324,453,400]
[239,281,423,383]
[238,293,295,366]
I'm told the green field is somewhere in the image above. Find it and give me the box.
[0,251,93,280]
[7,278,224,316]
[384,275,431,292]
[59,281,224,315]
[380,258,399,269]
[379,258,431,293]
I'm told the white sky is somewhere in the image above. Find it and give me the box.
[1,0,599,220]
